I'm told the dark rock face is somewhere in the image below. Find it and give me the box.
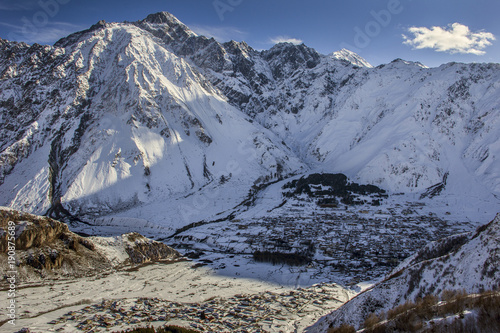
[1,208,69,251]
[420,172,449,199]
[0,208,110,275]
[262,43,321,79]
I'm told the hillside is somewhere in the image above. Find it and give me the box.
[310,213,500,332]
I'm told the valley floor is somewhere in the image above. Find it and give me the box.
[4,176,498,333]
[2,260,354,333]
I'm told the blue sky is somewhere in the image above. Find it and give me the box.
[0,0,499,67]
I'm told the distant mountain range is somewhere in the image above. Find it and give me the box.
[1,11,500,227]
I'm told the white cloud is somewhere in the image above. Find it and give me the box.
[403,23,495,55]
[270,36,303,45]
[189,24,246,42]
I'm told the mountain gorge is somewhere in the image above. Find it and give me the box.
[1,11,500,230]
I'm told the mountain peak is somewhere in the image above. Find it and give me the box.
[142,11,183,25]
[140,11,195,34]
[223,40,253,55]
[263,42,322,76]
[330,48,373,68]
[264,42,320,59]
[268,41,305,50]
[137,11,197,42]
[388,57,428,68]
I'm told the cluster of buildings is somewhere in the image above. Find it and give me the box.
[48,284,349,332]
[175,198,472,283]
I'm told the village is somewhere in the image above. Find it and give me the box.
[47,283,350,332]
[15,180,477,332]
[173,195,473,283]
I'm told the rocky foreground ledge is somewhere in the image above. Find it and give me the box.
[0,207,181,283]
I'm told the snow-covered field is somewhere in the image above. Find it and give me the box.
[8,260,353,332]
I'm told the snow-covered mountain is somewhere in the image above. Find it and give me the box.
[134,13,500,199]
[1,11,500,230]
[310,213,500,331]
[0,13,305,228]
[330,48,374,68]
[193,39,500,197]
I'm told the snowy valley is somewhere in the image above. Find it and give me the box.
[1,11,500,333]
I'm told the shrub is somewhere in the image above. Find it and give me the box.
[359,288,500,333]
[363,312,380,328]
[391,311,422,332]
[363,312,388,333]
[476,292,500,333]
[439,289,469,316]
[386,300,415,320]
[411,295,437,321]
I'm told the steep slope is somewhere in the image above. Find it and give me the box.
[0,18,305,228]
[190,41,500,196]
[134,16,500,197]
[310,213,500,331]
[139,16,500,198]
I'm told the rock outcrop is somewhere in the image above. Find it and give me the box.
[124,232,180,264]
[0,207,181,282]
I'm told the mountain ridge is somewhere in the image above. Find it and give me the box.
[0,11,499,229]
